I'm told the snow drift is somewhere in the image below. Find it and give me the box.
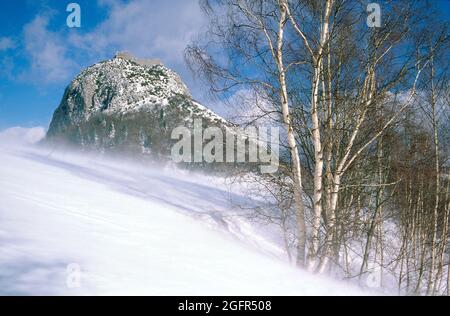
[0,127,370,295]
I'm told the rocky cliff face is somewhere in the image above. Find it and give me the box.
[46,54,232,163]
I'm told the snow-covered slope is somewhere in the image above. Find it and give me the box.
[0,130,369,295]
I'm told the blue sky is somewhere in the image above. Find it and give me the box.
[0,1,449,130]
[0,0,207,130]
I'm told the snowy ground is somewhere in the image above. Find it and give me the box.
[0,128,371,295]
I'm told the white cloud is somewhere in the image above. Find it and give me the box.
[210,89,279,127]
[19,0,206,86]
[71,0,206,66]
[0,37,15,51]
[0,56,15,80]
[22,15,77,83]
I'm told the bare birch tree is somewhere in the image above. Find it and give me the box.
[187,0,308,266]
[186,0,449,294]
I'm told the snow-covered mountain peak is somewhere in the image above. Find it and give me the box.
[67,54,191,119]
[46,54,231,158]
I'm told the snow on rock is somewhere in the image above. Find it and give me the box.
[72,55,191,117]
[0,134,370,295]
[47,53,194,129]
[45,54,233,157]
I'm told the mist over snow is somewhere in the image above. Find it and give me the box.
[0,126,46,145]
[0,127,372,295]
